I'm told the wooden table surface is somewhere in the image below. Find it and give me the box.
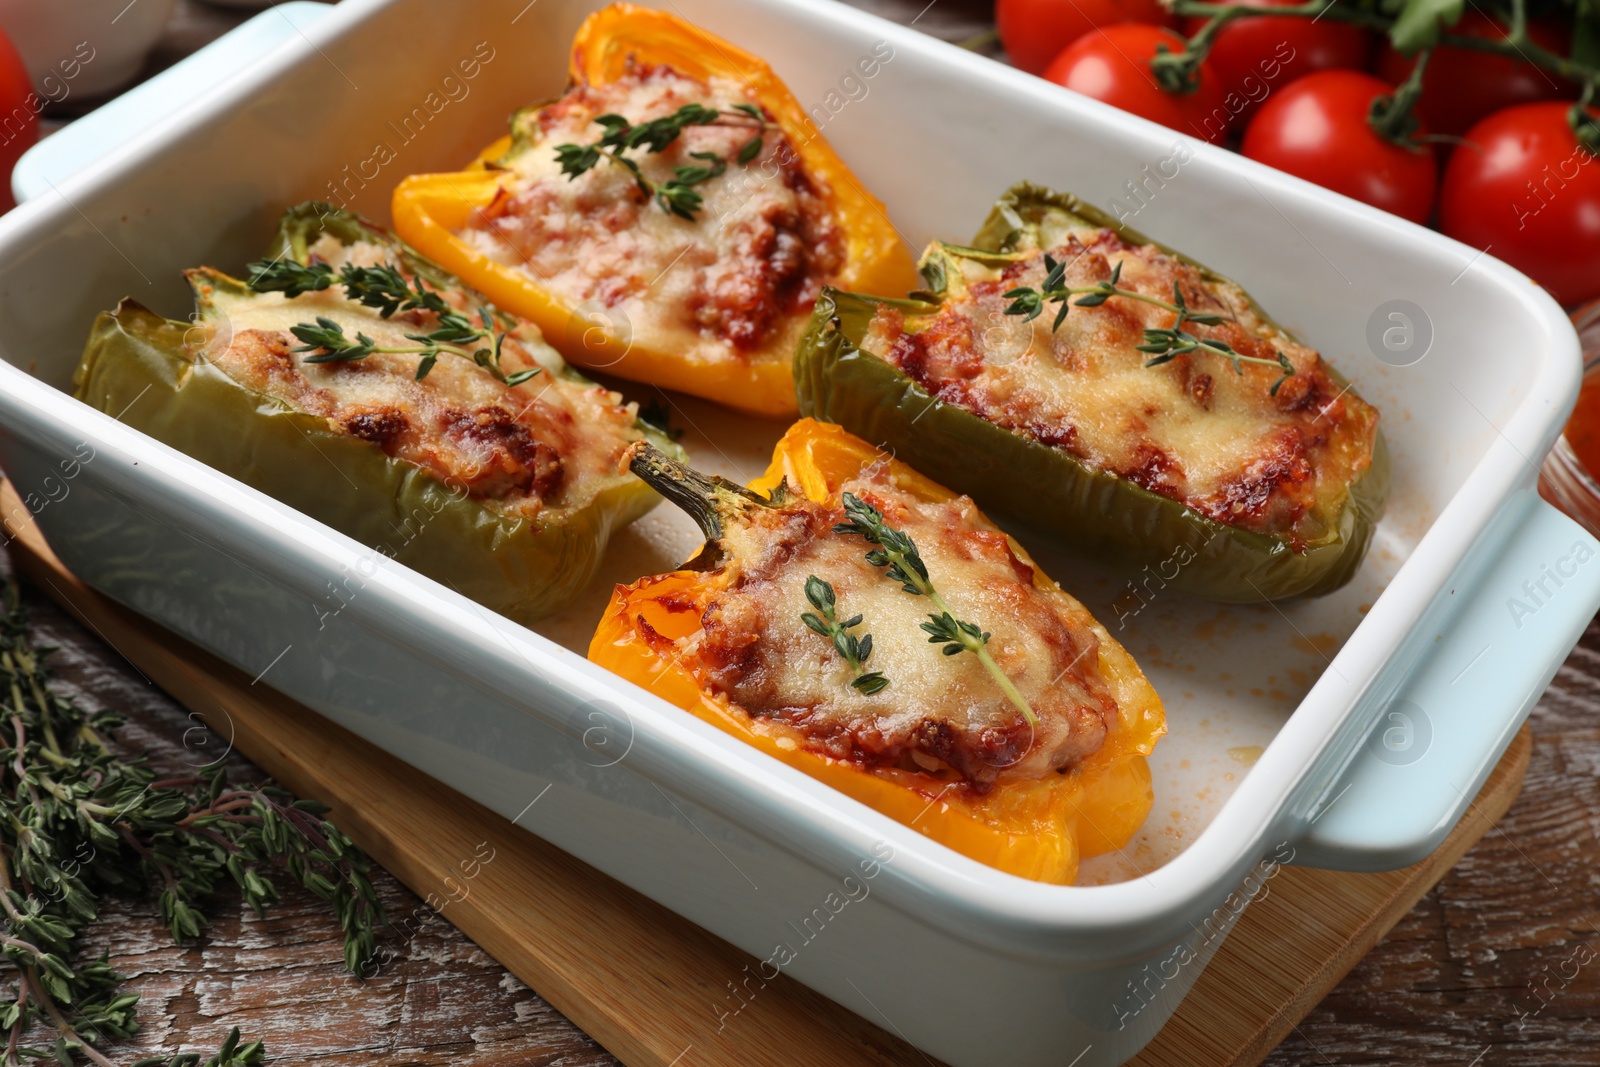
[13,1,1600,1064]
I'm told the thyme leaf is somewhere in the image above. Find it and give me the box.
[800,575,888,696]
[834,494,1038,726]
[290,317,374,363]
[1002,255,1296,395]
[551,102,769,220]
[246,258,540,388]
[243,258,333,297]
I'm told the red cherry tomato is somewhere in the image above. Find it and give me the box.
[1440,102,1600,307]
[998,0,1174,75]
[1184,0,1370,126]
[1044,24,1230,143]
[1377,12,1570,137]
[1240,70,1437,223]
[0,29,37,213]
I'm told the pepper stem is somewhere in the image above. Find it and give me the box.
[625,442,776,544]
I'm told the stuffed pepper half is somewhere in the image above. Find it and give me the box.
[589,419,1165,884]
[74,202,682,623]
[795,182,1389,602]
[392,3,918,417]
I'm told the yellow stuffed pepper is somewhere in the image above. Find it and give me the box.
[392,5,918,417]
[588,420,1166,883]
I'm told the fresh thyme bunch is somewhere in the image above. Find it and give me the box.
[0,585,381,1065]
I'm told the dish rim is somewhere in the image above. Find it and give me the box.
[0,0,1579,953]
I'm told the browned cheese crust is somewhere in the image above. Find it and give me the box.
[195,238,645,521]
[465,61,844,359]
[867,230,1380,547]
[691,468,1117,792]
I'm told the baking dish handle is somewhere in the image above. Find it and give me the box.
[1289,495,1599,872]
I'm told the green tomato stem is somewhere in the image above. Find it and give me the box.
[1369,47,1433,145]
[1172,0,1600,86]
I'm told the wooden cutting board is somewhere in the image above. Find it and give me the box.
[0,481,1529,1067]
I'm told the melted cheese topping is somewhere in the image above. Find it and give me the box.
[461,61,843,367]
[690,468,1116,791]
[866,232,1380,545]
[194,237,646,522]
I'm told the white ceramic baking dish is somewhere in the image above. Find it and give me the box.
[0,1,1596,1063]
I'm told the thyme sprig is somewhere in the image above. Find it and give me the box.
[131,1027,263,1066]
[0,585,381,1065]
[834,494,1038,726]
[800,576,889,696]
[553,102,768,219]
[246,259,540,387]
[1002,255,1296,395]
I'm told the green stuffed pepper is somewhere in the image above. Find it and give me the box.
[795,182,1388,603]
[74,202,683,623]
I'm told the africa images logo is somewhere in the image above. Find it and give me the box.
[1506,540,1595,629]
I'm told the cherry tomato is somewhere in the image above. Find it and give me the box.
[0,28,36,213]
[1240,70,1436,223]
[998,0,1174,75]
[1185,0,1371,126]
[1440,102,1600,307]
[1377,12,1570,137]
[1043,24,1230,143]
